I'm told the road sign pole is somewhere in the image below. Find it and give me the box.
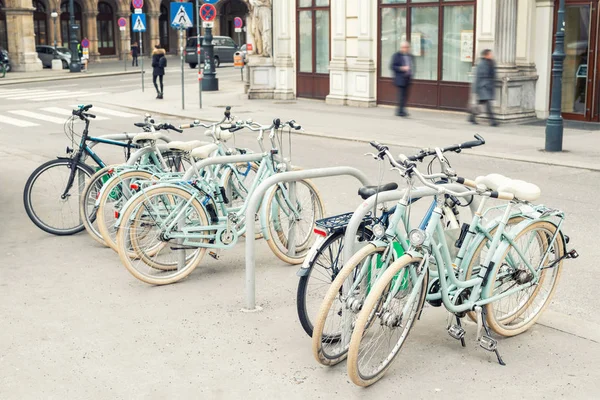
[180,26,185,110]
[196,0,202,109]
[140,31,144,92]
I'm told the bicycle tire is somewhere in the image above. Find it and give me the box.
[96,170,157,253]
[80,165,116,246]
[311,243,387,366]
[297,228,373,338]
[484,221,564,337]
[23,158,95,235]
[347,255,427,387]
[265,179,325,265]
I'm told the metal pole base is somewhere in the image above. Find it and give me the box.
[240,306,263,313]
[202,74,219,91]
[69,62,82,73]
[545,118,564,152]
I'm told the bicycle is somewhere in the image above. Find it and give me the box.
[93,110,258,253]
[22,105,172,236]
[114,118,325,285]
[296,137,487,339]
[345,143,578,386]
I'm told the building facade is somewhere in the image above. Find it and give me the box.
[254,0,599,122]
[2,0,599,122]
[0,0,247,70]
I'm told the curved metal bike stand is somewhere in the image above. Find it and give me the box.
[182,153,264,180]
[341,184,481,263]
[243,167,372,311]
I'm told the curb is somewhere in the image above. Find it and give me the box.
[0,70,141,86]
[96,102,600,172]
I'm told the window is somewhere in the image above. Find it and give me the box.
[97,2,115,55]
[0,0,7,51]
[380,7,407,78]
[411,7,438,80]
[33,0,48,46]
[298,0,330,74]
[442,5,474,82]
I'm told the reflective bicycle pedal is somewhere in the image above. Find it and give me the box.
[479,335,497,352]
[567,249,579,259]
[209,251,220,260]
[448,324,465,340]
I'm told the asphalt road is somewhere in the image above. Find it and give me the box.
[0,77,598,398]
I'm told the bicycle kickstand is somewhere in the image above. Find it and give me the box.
[475,306,506,366]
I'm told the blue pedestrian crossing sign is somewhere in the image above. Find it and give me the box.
[131,13,146,32]
[170,2,193,28]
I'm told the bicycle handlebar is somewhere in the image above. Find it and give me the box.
[406,134,486,162]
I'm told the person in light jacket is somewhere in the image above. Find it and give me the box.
[469,49,498,126]
[390,41,414,117]
[151,45,166,99]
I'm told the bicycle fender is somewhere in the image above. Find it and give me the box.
[259,184,280,241]
[297,235,327,276]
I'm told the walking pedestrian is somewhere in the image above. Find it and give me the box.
[469,49,498,126]
[391,41,414,117]
[131,42,139,67]
[151,45,167,99]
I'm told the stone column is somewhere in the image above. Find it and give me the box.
[325,0,347,105]
[272,0,294,100]
[117,12,130,61]
[346,0,376,107]
[492,0,538,121]
[84,11,99,61]
[148,11,160,53]
[495,0,517,71]
[516,0,537,74]
[534,0,555,119]
[4,0,43,71]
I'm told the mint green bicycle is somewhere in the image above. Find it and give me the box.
[114,118,325,285]
[344,143,578,386]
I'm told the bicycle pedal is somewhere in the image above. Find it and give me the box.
[209,251,220,260]
[479,335,497,352]
[448,324,465,340]
[567,249,579,259]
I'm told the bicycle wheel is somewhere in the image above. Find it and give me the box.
[96,170,157,253]
[23,158,94,235]
[266,179,325,265]
[311,244,388,366]
[463,216,526,321]
[116,186,210,285]
[297,228,373,338]
[484,221,564,336]
[347,255,428,387]
[80,165,117,246]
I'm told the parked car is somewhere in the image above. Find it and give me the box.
[36,45,72,69]
[185,36,238,69]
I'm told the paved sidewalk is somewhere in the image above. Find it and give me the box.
[0,55,180,85]
[93,78,600,171]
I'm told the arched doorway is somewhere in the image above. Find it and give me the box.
[159,3,169,52]
[0,0,7,51]
[60,1,83,47]
[97,1,115,55]
[219,0,248,45]
[33,0,49,45]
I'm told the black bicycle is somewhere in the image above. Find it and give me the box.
[22,104,179,236]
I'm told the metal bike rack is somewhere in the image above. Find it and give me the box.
[244,167,372,311]
[182,154,264,180]
[341,184,481,263]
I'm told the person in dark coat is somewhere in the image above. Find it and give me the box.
[151,45,166,99]
[469,49,498,126]
[391,41,414,117]
[131,42,139,67]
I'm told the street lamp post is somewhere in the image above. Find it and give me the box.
[51,10,58,59]
[202,26,218,91]
[68,0,81,72]
[545,0,566,152]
